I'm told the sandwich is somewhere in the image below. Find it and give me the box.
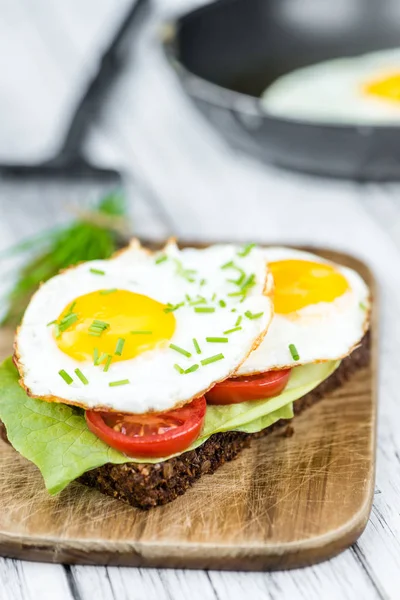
[0,241,371,509]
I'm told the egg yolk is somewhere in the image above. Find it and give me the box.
[54,290,176,363]
[364,73,400,104]
[269,260,349,314]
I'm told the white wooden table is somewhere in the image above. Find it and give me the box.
[1,1,400,598]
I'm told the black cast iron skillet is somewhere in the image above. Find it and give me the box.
[163,0,400,180]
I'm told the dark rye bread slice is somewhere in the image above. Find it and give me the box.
[79,335,370,509]
[0,335,369,510]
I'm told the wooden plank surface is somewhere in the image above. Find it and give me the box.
[0,0,399,598]
[0,248,376,570]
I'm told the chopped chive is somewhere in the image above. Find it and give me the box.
[174,363,185,374]
[206,337,229,343]
[47,319,56,326]
[130,330,152,335]
[194,307,215,313]
[237,242,256,257]
[241,273,256,293]
[231,308,237,312]
[200,278,206,286]
[90,268,105,275]
[219,299,226,308]
[193,338,201,354]
[360,301,367,310]
[289,343,300,361]
[92,320,109,328]
[228,273,246,286]
[221,260,234,270]
[98,353,108,365]
[54,324,61,339]
[228,291,246,298]
[201,353,224,366]
[189,298,207,306]
[185,294,191,302]
[75,368,88,385]
[164,302,184,313]
[89,320,109,335]
[100,288,117,295]
[59,313,78,332]
[245,310,264,320]
[59,369,73,385]
[103,355,112,372]
[212,293,217,301]
[115,338,125,356]
[155,254,168,264]
[109,379,130,387]
[185,364,199,374]
[93,348,99,365]
[235,315,242,327]
[169,343,192,358]
[67,301,76,314]
[223,326,242,334]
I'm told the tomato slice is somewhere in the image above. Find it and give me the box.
[85,396,206,458]
[205,369,291,405]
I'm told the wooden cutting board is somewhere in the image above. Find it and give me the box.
[0,247,377,570]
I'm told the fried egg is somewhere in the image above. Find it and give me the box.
[235,248,370,376]
[15,241,273,414]
[261,48,400,124]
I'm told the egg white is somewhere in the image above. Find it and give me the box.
[261,48,400,125]
[235,247,370,376]
[15,241,273,414]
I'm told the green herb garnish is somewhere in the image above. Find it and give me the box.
[201,353,224,366]
[174,364,185,374]
[289,344,300,361]
[75,369,88,385]
[130,330,152,335]
[109,379,130,387]
[189,297,207,306]
[206,337,228,343]
[103,355,112,372]
[237,243,255,257]
[235,315,242,326]
[200,279,206,286]
[221,260,234,270]
[100,289,117,295]
[89,320,110,336]
[1,192,127,327]
[193,338,201,354]
[93,348,99,366]
[66,301,76,314]
[228,273,245,286]
[58,313,78,332]
[90,268,105,276]
[185,364,199,374]
[219,299,226,308]
[360,301,367,311]
[223,326,242,334]
[115,338,125,357]
[244,310,264,320]
[155,254,168,265]
[59,369,73,385]
[47,320,57,326]
[169,343,192,358]
[164,302,184,313]
[194,307,215,313]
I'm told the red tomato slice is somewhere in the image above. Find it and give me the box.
[85,396,206,458]
[205,369,291,405]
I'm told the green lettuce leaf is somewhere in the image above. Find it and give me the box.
[0,357,339,494]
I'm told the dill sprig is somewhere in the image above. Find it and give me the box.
[1,192,127,326]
